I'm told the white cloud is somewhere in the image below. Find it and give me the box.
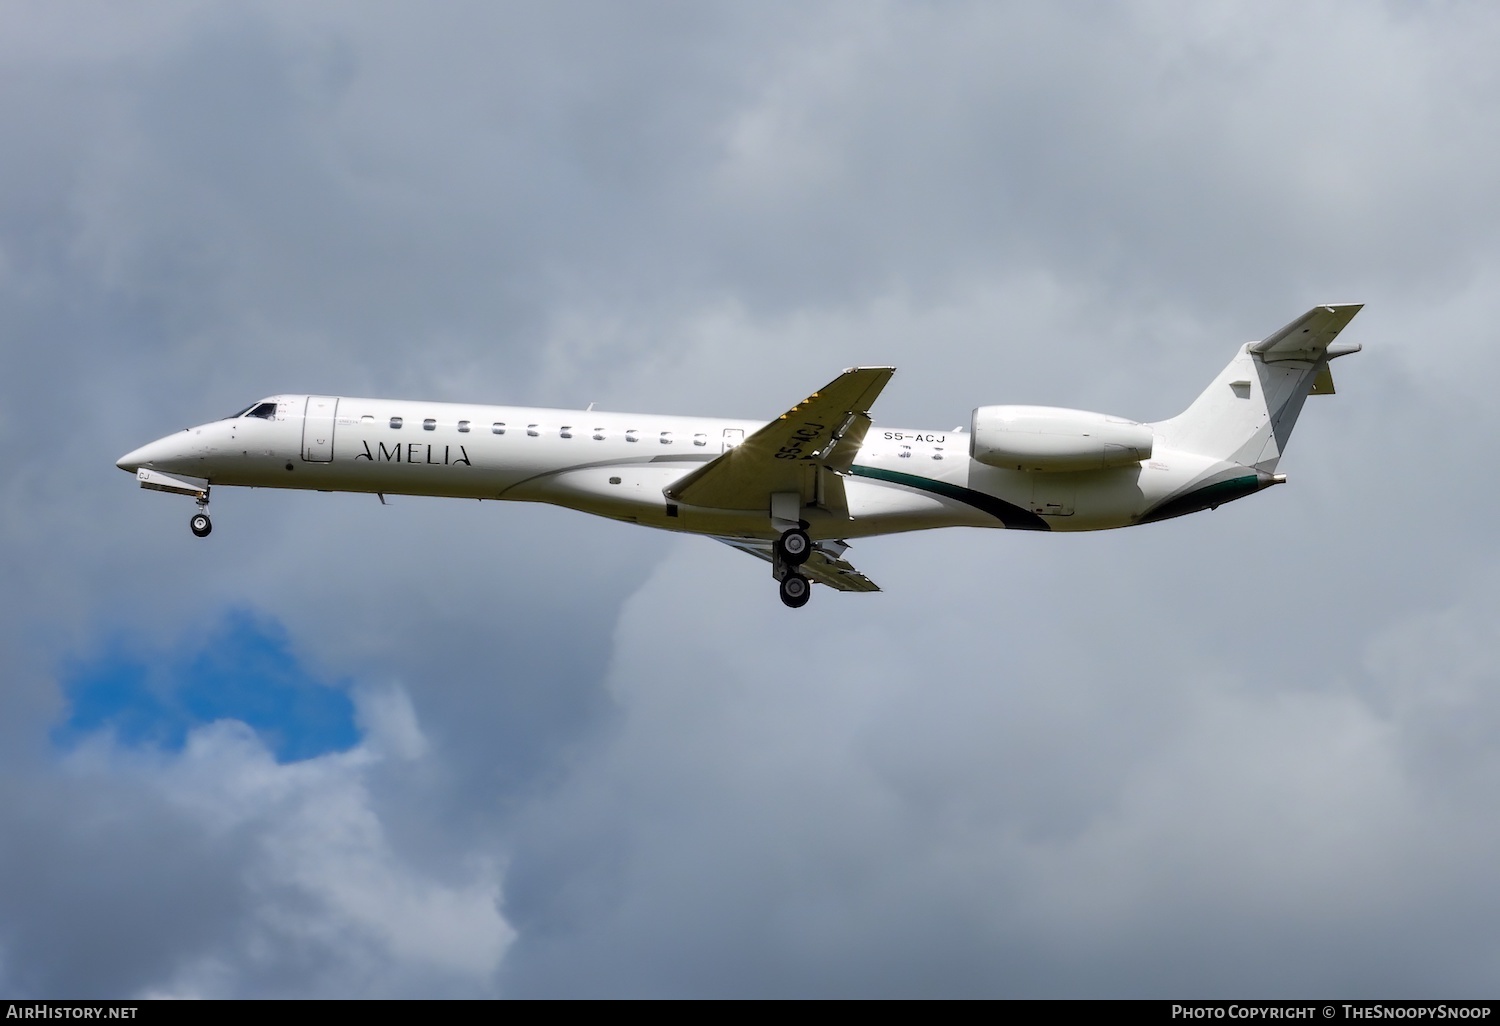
[55,689,511,998]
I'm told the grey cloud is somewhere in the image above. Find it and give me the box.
[500,527,1500,997]
[0,769,252,996]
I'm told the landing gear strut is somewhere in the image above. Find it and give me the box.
[190,493,212,538]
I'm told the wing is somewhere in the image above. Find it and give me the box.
[1249,303,1363,363]
[664,366,895,514]
[716,537,881,593]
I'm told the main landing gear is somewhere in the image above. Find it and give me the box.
[190,492,212,538]
[774,527,813,608]
[778,572,810,609]
[775,527,811,566]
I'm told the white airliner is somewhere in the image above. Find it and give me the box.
[118,304,1361,607]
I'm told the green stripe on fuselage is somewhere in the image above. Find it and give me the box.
[850,465,1049,531]
[1137,474,1264,525]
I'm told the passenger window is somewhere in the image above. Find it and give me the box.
[527,425,539,437]
[492,423,505,435]
[457,420,471,433]
[593,428,606,440]
[626,430,639,443]
[560,426,573,439]
[660,432,673,445]
[360,415,374,424]
[693,433,707,446]
[423,418,437,431]
[390,417,403,429]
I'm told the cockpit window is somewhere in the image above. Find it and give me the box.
[228,402,278,420]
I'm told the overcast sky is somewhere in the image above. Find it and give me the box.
[3,0,1499,998]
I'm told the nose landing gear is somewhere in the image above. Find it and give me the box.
[190,491,212,538]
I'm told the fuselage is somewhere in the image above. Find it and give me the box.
[117,394,1273,541]
[117,306,1360,607]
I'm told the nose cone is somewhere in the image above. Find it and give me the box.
[116,444,151,473]
[117,432,194,473]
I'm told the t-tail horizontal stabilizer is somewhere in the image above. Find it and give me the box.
[1152,303,1363,472]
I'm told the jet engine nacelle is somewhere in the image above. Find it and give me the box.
[970,405,1154,472]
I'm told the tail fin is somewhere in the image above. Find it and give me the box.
[1151,304,1363,470]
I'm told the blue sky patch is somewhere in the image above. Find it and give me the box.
[54,610,360,762]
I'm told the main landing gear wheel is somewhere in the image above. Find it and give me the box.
[779,573,811,609]
[190,512,212,538]
[776,527,811,566]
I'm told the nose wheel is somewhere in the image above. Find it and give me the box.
[190,492,212,537]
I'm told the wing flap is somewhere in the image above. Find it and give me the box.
[716,537,881,593]
[665,367,895,512]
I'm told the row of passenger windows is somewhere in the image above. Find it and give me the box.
[370,414,942,458]
[381,415,710,445]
